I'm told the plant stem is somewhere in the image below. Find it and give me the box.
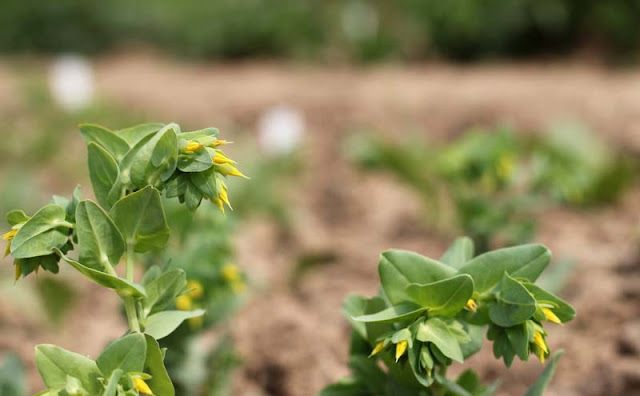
[123,297,140,332]
[122,244,141,332]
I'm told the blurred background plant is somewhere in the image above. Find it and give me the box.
[4,0,640,62]
[349,123,636,252]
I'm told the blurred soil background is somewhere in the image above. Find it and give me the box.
[1,1,640,395]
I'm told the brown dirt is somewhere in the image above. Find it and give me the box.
[2,53,640,395]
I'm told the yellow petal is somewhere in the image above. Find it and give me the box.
[542,307,562,325]
[187,280,204,299]
[369,341,385,357]
[1,228,17,241]
[395,340,408,362]
[184,141,203,153]
[4,240,11,258]
[211,197,226,215]
[532,331,548,354]
[14,262,21,282]
[465,299,477,312]
[213,150,236,165]
[537,348,546,364]
[133,378,153,395]
[175,294,193,311]
[211,139,233,147]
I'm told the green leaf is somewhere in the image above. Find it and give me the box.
[177,145,213,172]
[489,273,537,327]
[97,333,146,378]
[35,345,102,394]
[144,310,205,340]
[109,187,170,253]
[379,249,457,305]
[117,123,164,146]
[143,268,187,315]
[10,205,69,259]
[87,143,120,209]
[190,168,218,199]
[506,324,530,360]
[178,127,219,141]
[405,274,474,316]
[522,283,576,323]
[129,124,179,187]
[342,294,368,340]
[54,249,146,298]
[416,318,464,363]
[76,200,125,270]
[6,210,29,226]
[440,237,475,269]
[79,123,130,162]
[460,324,485,359]
[352,302,424,324]
[458,244,551,293]
[143,334,175,396]
[524,351,564,396]
[102,369,122,396]
[362,297,394,346]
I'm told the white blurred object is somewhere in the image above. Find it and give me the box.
[48,54,94,112]
[257,105,305,156]
[341,0,379,42]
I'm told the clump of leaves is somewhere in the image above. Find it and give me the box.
[2,122,247,395]
[322,237,575,395]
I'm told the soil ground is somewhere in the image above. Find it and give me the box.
[1,54,640,395]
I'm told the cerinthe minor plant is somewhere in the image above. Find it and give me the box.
[322,237,576,396]
[2,122,247,395]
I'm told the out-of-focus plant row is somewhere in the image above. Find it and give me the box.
[349,123,636,251]
[3,0,640,62]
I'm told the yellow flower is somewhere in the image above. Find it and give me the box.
[221,264,241,282]
[532,330,548,364]
[542,307,562,325]
[2,228,17,257]
[187,280,204,299]
[369,340,385,357]
[216,163,249,179]
[175,294,193,311]
[395,340,408,362]
[133,377,153,395]
[465,299,477,312]
[184,141,203,153]
[212,149,236,165]
[211,180,233,214]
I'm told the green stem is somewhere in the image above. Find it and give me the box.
[123,297,140,332]
[122,244,141,332]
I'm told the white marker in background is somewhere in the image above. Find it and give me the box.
[48,54,94,112]
[257,105,305,156]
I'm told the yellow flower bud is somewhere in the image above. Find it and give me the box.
[184,141,203,153]
[221,264,241,282]
[395,340,408,362]
[133,377,153,395]
[175,294,193,311]
[369,340,385,357]
[542,307,562,325]
[187,280,204,299]
[465,299,477,312]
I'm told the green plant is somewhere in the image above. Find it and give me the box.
[148,202,247,395]
[322,237,575,395]
[2,122,247,395]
